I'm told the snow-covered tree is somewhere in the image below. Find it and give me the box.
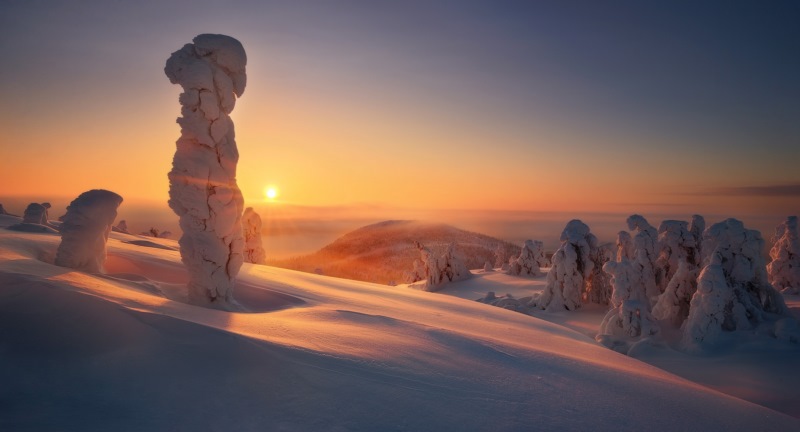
[506,239,544,277]
[616,231,634,261]
[689,214,706,265]
[22,203,48,225]
[54,190,123,273]
[482,261,493,272]
[652,260,698,326]
[768,216,800,294]
[597,230,660,347]
[0,204,9,215]
[165,34,247,306]
[533,220,594,311]
[242,207,267,264]
[408,242,471,291]
[627,214,660,304]
[585,240,613,305]
[682,219,791,351]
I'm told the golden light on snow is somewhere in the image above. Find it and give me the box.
[265,186,279,201]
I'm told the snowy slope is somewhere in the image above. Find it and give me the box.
[1,216,798,431]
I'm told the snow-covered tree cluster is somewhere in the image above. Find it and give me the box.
[506,239,546,277]
[242,207,266,264]
[682,219,790,351]
[768,216,800,294]
[54,190,123,273]
[165,34,248,306]
[406,242,471,291]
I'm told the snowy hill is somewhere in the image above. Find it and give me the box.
[1,215,799,431]
[271,220,522,284]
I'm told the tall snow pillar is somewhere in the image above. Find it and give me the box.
[165,34,247,306]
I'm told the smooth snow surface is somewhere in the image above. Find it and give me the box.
[1,219,799,431]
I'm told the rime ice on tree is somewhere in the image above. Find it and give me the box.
[534,220,594,311]
[682,219,791,351]
[506,240,545,277]
[54,190,123,273]
[165,34,247,306]
[768,216,800,294]
[243,207,267,264]
[627,215,660,304]
[408,242,471,291]
[651,219,703,325]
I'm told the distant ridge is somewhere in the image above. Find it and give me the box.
[271,220,521,284]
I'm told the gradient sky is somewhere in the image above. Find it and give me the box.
[1,0,798,220]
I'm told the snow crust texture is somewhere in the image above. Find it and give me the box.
[242,207,266,264]
[768,216,800,294]
[54,190,123,273]
[164,34,247,305]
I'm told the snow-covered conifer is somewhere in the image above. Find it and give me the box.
[627,214,660,304]
[242,207,267,264]
[54,190,123,273]
[534,220,593,311]
[165,34,247,306]
[768,216,800,294]
[113,220,129,234]
[506,240,543,277]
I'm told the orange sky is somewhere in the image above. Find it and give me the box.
[1,2,798,222]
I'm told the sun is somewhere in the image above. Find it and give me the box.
[264,186,278,201]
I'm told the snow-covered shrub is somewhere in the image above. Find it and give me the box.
[768,216,800,294]
[506,239,543,277]
[627,214,660,304]
[54,190,123,273]
[22,203,48,225]
[682,219,791,351]
[482,261,493,272]
[598,299,660,340]
[242,207,267,264]
[410,242,471,291]
[533,220,593,311]
[0,204,9,215]
[165,34,248,306]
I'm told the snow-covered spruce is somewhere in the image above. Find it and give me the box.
[655,220,696,292]
[585,241,614,305]
[165,34,247,306]
[494,244,506,269]
[597,230,660,350]
[682,219,792,351]
[482,261,493,272]
[242,207,266,264]
[652,260,698,326]
[409,241,471,292]
[689,214,706,265]
[506,239,544,277]
[0,203,9,215]
[768,216,800,294]
[627,214,660,304]
[533,220,594,311]
[54,190,123,273]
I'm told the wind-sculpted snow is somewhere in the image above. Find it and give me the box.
[768,216,800,294]
[242,207,266,264]
[165,34,247,306]
[54,190,123,273]
[506,239,544,277]
[683,219,792,351]
[535,220,594,311]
